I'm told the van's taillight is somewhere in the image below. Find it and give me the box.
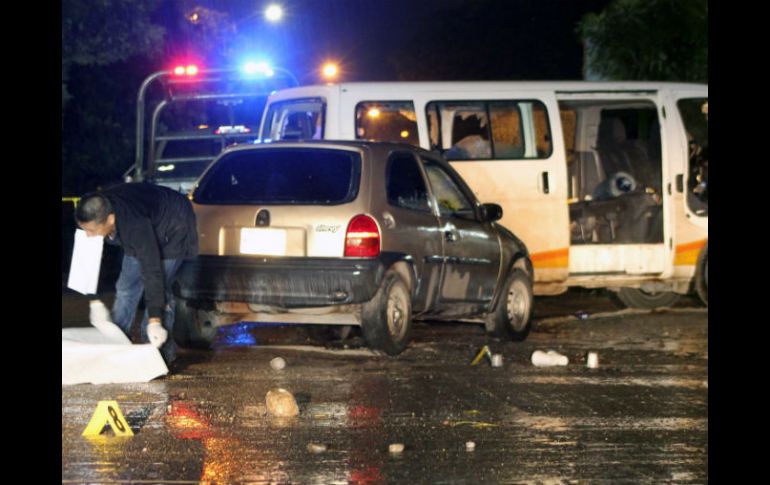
[344,215,380,257]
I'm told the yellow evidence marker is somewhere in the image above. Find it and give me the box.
[82,400,134,437]
[470,345,492,366]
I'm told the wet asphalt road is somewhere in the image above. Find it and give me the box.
[62,290,707,484]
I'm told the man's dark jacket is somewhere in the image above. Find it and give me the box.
[103,183,198,319]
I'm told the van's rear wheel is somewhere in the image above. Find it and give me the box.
[361,270,412,355]
[173,299,218,349]
[616,287,680,309]
[485,269,533,341]
[694,245,708,306]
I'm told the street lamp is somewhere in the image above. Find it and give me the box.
[321,62,339,82]
[265,4,283,22]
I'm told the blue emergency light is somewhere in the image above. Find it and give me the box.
[242,61,274,77]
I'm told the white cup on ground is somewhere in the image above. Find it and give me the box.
[586,352,599,369]
[531,350,569,367]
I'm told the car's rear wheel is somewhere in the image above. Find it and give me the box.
[361,270,412,355]
[615,287,680,309]
[173,299,219,349]
[485,269,533,341]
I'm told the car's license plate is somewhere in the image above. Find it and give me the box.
[240,228,287,256]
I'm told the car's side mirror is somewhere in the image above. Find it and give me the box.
[480,203,503,222]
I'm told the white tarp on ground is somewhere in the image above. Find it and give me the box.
[62,321,168,385]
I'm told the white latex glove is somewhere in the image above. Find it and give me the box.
[147,322,168,348]
[88,299,131,344]
[89,300,112,326]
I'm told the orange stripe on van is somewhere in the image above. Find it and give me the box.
[531,248,569,269]
[674,239,707,266]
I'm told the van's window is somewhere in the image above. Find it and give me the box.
[677,98,708,216]
[532,102,553,157]
[356,101,419,145]
[194,149,360,205]
[427,100,552,160]
[386,153,431,212]
[490,102,524,159]
[422,159,475,219]
[260,98,325,141]
[560,109,578,199]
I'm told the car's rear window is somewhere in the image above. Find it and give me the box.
[193,148,361,205]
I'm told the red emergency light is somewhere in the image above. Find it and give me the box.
[172,64,200,76]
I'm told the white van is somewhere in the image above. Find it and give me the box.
[258,82,708,308]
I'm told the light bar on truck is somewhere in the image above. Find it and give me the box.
[215,125,252,135]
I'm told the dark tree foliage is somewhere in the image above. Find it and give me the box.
[390,0,611,80]
[577,0,708,82]
[62,0,170,195]
[62,0,165,108]
[61,59,158,195]
[61,1,245,195]
[167,5,238,63]
[62,0,165,66]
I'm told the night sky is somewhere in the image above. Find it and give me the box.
[158,0,613,82]
[61,0,615,195]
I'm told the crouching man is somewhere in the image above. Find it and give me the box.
[75,183,198,366]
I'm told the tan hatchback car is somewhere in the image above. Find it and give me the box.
[173,141,534,354]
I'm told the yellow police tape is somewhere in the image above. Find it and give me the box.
[82,400,134,437]
[62,197,80,208]
[443,420,499,429]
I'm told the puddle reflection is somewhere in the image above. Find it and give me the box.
[167,398,289,482]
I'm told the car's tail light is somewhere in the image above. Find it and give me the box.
[345,214,380,257]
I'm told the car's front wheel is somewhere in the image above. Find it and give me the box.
[485,269,533,341]
[361,270,412,355]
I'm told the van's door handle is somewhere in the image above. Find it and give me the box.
[542,172,550,194]
[676,174,684,193]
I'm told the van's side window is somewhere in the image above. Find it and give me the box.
[386,153,431,212]
[427,100,552,160]
[260,98,325,141]
[356,101,419,145]
[490,101,524,159]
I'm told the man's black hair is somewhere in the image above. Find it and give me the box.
[74,192,113,224]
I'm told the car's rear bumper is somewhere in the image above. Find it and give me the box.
[174,255,388,307]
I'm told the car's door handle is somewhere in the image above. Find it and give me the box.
[541,172,550,194]
[444,224,459,242]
